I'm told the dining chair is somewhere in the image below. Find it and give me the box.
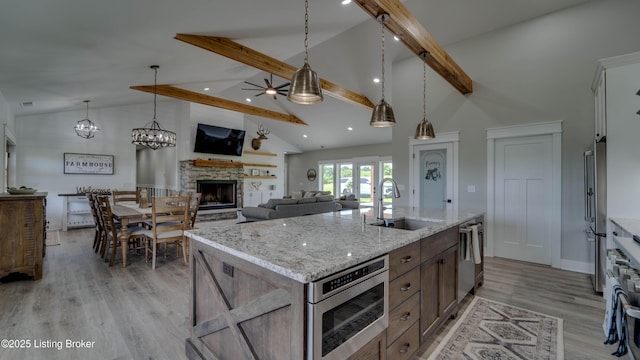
[112,189,139,204]
[140,195,190,270]
[87,192,102,252]
[188,193,202,229]
[96,195,146,267]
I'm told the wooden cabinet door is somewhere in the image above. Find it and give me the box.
[420,256,439,337]
[439,246,458,316]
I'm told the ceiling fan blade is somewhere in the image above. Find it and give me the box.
[275,82,290,89]
[255,91,265,97]
[244,81,265,89]
[277,90,288,96]
[272,94,278,100]
[264,78,273,88]
[242,87,262,91]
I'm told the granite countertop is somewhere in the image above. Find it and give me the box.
[186,206,484,283]
[610,218,640,236]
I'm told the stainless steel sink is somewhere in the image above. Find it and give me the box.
[369,217,443,231]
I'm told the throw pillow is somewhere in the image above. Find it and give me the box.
[303,191,316,198]
[346,194,357,201]
[339,195,347,200]
[291,191,303,199]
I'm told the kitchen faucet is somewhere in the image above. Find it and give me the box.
[378,178,401,219]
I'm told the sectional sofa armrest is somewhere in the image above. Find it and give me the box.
[241,206,276,220]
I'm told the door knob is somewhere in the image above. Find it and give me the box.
[443,199,452,203]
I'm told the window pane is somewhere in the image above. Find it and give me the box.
[382,162,393,203]
[321,164,334,194]
[339,163,353,196]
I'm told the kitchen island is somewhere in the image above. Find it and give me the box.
[184,207,484,360]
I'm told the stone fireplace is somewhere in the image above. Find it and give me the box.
[179,160,244,221]
[197,180,237,210]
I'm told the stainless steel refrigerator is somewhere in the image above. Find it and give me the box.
[584,138,606,293]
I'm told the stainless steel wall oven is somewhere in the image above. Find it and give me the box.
[307,255,389,360]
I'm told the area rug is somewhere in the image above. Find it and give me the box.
[427,296,563,360]
[45,230,60,246]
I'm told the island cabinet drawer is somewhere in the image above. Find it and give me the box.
[389,241,420,280]
[387,292,420,344]
[389,266,420,310]
[386,321,419,360]
[421,226,458,262]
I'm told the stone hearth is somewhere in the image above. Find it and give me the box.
[179,160,244,221]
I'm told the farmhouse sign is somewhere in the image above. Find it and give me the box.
[64,153,114,175]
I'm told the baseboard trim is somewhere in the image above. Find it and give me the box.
[559,259,591,274]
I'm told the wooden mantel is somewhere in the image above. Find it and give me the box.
[193,159,243,168]
[354,0,473,95]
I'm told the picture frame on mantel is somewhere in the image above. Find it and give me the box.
[251,169,260,176]
[64,153,114,175]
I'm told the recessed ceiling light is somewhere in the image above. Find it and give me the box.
[348,127,353,131]
[204,87,210,91]
[373,78,380,83]
[393,36,400,41]
[341,0,351,4]
[303,134,308,138]
[246,98,252,102]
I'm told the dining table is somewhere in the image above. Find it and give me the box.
[110,201,151,267]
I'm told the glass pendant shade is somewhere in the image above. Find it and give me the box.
[131,65,176,150]
[74,100,99,139]
[415,118,435,139]
[288,62,323,104]
[370,99,396,127]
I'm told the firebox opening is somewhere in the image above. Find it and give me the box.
[196,180,237,210]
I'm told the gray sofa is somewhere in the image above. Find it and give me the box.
[241,194,342,221]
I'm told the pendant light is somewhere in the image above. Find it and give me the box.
[131,65,176,150]
[287,0,323,105]
[415,53,435,140]
[74,100,99,139]
[370,14,396,127]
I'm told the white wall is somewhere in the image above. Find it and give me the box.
[391,0,640,265]
[16,100,187,230]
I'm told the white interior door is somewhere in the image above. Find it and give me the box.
[494,135,553,265]
[413,143,453,210]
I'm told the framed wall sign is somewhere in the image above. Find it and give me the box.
[64,153,114,175]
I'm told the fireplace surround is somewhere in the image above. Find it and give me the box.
[197,180,237,210]
[179,160,244,221]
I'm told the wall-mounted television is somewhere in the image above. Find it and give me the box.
[193,123,246,156]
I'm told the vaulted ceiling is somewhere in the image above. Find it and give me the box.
[0,0,592,152]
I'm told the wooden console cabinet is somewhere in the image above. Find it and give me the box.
[0,193,47,280]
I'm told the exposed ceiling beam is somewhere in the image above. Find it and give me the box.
[174,34,376,110]
[130,84,308,126]
[354,0,473,95]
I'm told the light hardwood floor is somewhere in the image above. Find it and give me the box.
[0,229,615,359]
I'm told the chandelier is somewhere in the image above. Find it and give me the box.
[131,65,176,150]
[75,100,99,139]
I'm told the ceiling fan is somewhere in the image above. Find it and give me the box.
[242,74,290,100]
